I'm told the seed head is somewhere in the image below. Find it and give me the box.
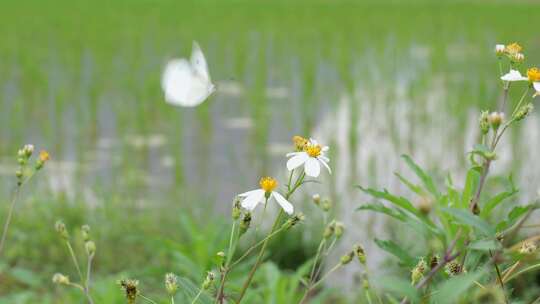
[514,103,533,121]
[323,221,336,239]
[119,279,139,304]
[411,258,427,285]
[283,213,305,229]
[239,212,252,235]
[164,273,179,296]
[232,198,242,220]
[429,255,440,269]
[445,260,464,276]
[519,241,537,255]
[202,271,215,290]
[55,220,69,239]
[353,244,366,265]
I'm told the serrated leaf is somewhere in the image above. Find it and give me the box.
[442,207,495,236]
[401,154,440,198]
[374,239,416,267]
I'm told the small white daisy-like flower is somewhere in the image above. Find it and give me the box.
[238,177,293,214]
[286,138,330,177]
[500,69,528,82]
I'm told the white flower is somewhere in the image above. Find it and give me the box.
[286,138,330,177]
[238,177,293,215]
[501,69,528,82]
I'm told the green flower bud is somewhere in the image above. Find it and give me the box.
[283,213,305,229]
[239,212,252,235]
[340,251,354,265]
[354,244,366,265]
[514,103,533,121]
[52,273,70,285]
[232,198,241,220]
[323,221,335,239]
[479,111,490,134]
[85,241,96,257]
[81,224,91,241]
[334,222,344,238]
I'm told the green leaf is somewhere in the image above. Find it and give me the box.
[401,154,440,198]
[481,188,518,218]
[468,239,502,251]
[374,238,416,267]
[394,172,424,195]
[496,205,532,231]
[356,203,407,221]
[460,167,481,209]
[432,270,485,304]
[357,186,418,215]
[442,207,495,236]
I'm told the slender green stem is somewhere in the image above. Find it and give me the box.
[191,289,203,304]
[0,187,21,257]
[171,296,175,304]
[85,254,95,304]
[66,241,84,282]
[140,294,158,304]
[300,263,341,304]
[307,239,326,284]
[489,250,508,304]
[0,172,37,257]
[510,87,530,118]
[312,237,338,281]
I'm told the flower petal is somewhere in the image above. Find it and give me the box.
[240,189,265,211]
[304,157,321,177]
[533,82,540,94]
[318,158,332,174]
[272,192,294,215]
[238,189,262,197]
[287,153,308,171]
[286,152,301,157]
[501,69,528,82]
[321,146,329,152]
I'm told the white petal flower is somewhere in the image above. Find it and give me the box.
[238,177,293,214]
[501,69,528,82]
[286,137,331,178]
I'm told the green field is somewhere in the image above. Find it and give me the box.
[0,0,539,303]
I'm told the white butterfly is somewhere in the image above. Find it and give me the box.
[162,41,216,107]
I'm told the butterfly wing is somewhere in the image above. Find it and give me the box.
[190,41,211,83]
[162,59,194,106]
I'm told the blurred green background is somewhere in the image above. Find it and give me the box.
[0,0,539,302]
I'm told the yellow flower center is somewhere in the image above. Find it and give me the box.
[39,150,50,162]
[259,177,278,192]
[292,135,308,151]
[527,67,540,82]
[505,42,523,55]
[305,144,322,157]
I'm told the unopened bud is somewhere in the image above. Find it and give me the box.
[165,273,179,296]
[52,273,70,285]
[323,221,336,239]
[411,258,427,285]
[321,199,332,212]
[85,241,96,257]
[15,170,23,179]
[292,135,308,151]
[81,225,91,241]
[35,150,50,170]
[488,112,504,130]
[22,144,34,158]
[55,220,69,239]
[340,251,354,265]
[334,222,344,238]
[510,52,525,63]
[312,194,321,205]
[479,111,490,134]
[429,255,439,269]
